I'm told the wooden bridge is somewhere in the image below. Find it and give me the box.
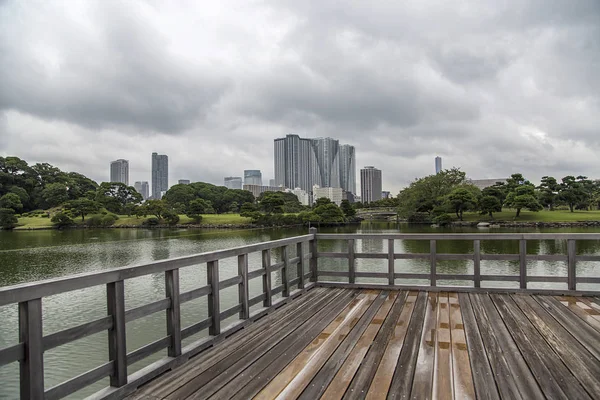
[1,230,600,399]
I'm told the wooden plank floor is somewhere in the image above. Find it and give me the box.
[131,288,600,400]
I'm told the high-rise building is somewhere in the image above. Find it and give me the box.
[134,181,149,200]
[313,185,343,206]
[152,153,169,199]
[224,177,242,189]
[274,134,356,194]
[287,187,310,206]
[361,166,382,203]
[243,184,283,198]
[178,179,190,185]
[382,191,391,199]
[244,170,262,186]
[435,156,442,174]
[269,179,276,187]
[110,159,129,185]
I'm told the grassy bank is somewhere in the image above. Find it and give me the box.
[14,214,252,230]
[462,209,600,222]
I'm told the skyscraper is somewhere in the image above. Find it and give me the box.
[435,156,442,174]
[152,153,169,199]
[274,134,356,194]
[361,166,382,203]
[110,159,129,185]
[134,181,149,200]
[178,179,190,185]
[244,170,262,186]
[224,177,242,189]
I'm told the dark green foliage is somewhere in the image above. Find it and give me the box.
[142,217,160,226]
[85,214,118,227]
[432,213,453,226]
[63,199,101,222]
[479,196,502,218]
[504,180,542,217]
[313,203,346,223]
[239,202,258,217]
[51,212,74,228]
[163,182,254,214]
[406,212,432,224]
[340,200,356,218]
[95,182,142,214]
[537,176,559,210]
[186,198,214,221]
[313,197,332,208]
[259,192,286,214]
[0,208,18,230]
[42,183,69,208]
[0,193,23,213]
[444,186,480,221]
[162,210,180,225]
[557,176,590,212]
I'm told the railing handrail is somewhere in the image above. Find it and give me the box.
[0,234,314,306]
[316,233,600,240]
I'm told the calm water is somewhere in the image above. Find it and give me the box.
[1,223,600,399]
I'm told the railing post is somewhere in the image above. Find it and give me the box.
[567,239,576,291]
[282,246,290,297]
[165,269,182,357]
[297,242,305,289]
[348,239,356,284]
[107,281,127,387]
[473,240,481,288]
[309,227,318,282]
[238,254,250,319]
[388,239,394,286]
[262,249,272,307]
[519,239,527,289]
[19,298,44,399]
[207,261,220,335]
[430,240,437,287]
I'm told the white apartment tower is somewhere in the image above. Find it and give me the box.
[360,166,382,203]
[110,159,129,185]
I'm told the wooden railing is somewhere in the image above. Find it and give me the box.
[1,231,600,399]
[314,232,600,293]
[0,234,315,400]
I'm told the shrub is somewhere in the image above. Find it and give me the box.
[51,212,74,228]
[0,208,18,230]
[41,214,49,218]
[85,214,118,227]
[142,217,160,226]
[407,212,432,224]
[433,213,453,226]
[162,211,180,225]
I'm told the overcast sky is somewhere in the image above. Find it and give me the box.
[1,0,599,193]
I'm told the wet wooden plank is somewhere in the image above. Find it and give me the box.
[458,293,499,400]
[171,289,354,400]
[409,292,438,400]
[469,293,538,400]
[218,290,363,400]
[533,295,600,361]
[341,291,408,399]
[555,296,600,331]
[448,293,475,400]
[365,291,417,400]
[386,291,428,399]
[299,292,396,400]
[432,292,452,400]
[491,294,590,399]
[254,291,382,400]
[512,294,600,398]
[133,288,328,399]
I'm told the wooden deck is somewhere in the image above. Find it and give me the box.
[130,287,600,400]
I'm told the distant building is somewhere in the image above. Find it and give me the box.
[435,156,442,174]
[152,153,168,199]
[178,179,190,185]
[224,177,243,190]
[244,170,262,186]
[342,190,355,203]
[467,178,507,190]
[134,181,149,200]
[269,179,276,187]
[354,195,361,203]
[313,185,343,206]
[382,191,391,199]
[243,184,284,198]
[289,188,310,206]
[361,166,382,203]
[110,159,129,185]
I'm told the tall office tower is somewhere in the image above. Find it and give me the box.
[435,156,442,174]
[178,179,190,185]
[110,159,129,185]
[361,166,382,203]
[339,144,356,194]
[244,170,262,186]
[269,179,276,187]
[274,134,356,193]
[134,181,149,200]
[224,176,243,189]
[151,153,169,199]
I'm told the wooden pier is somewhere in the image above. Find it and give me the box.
[1,231,600,399]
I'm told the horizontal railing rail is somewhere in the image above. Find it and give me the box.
[313,231,600,293]
[0,234,316,400]
[2,230,600,399]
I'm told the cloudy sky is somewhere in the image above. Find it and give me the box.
[1,0,599,193]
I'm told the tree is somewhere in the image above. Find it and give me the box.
[0,208,18,230]
[479,196,501,219]
[240,202,258,216]
[63,199,101,222]
[537,176,559,210]
[259,192,285,214]
[340,200,356,218]
[557,176,588,212]
[504,185,542,217]
[0,193,23,213]
[186,198,213,222]
[162,210,180,225]
[51,212,74,228]
[481,183,506,205]
[313,203,346,223]
[313,197,333,208]
[144,200,167,219]
[41,183,69,208]
[444,187,479,221]
[96,182,143,214]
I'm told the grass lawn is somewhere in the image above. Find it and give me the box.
[462,209,600,222]
[14,216,54,229]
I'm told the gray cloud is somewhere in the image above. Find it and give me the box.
[0,0,599,192]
